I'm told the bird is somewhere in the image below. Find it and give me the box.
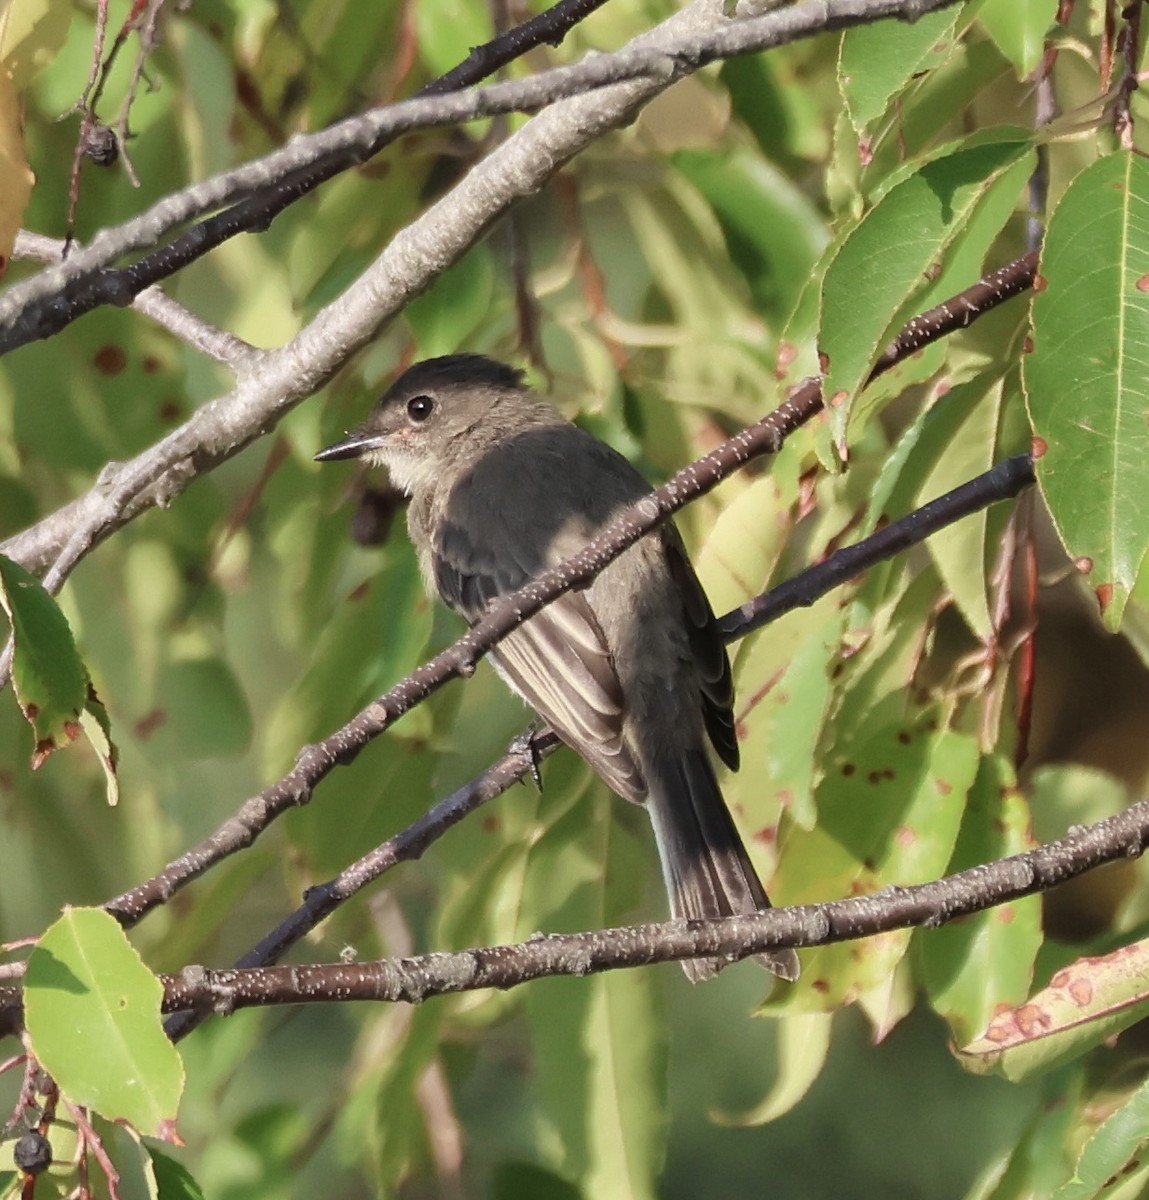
[315,354,798,982]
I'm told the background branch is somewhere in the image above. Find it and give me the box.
[5,0,943,582]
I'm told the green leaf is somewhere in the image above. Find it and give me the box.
[1023,151,1149,629]
[772,688,980,1021]
[695,471,793,623]
[839,6,964,132]
[966,1071,1082,1200]
[921,755,1042,1044]
[673,147,829,321]
[720,53,828,165]
[405,246,497,359]
[264,540,433,774]
[369,1004,449,1192]
[1050,1075,1149,1199]
[149,657,253,760]
[820,136,1030,441]
[730,599,846,836]
[525,768,665,1196]
[917,375,1008,639]
[491,1162,582,1200]
[78,686,120,807]
[1,0,72,89]
[144,1147,205,1200]
[584,972,665,1200]
[24,908,184,1138]
[0,552,87,767]
[846,140,1033,440]
[973,0,1058,79]
[714,1011,832,1125]
[9,314,191,471]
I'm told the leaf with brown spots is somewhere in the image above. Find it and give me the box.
[921,755,1041,1044]
[960,941,1149,1081]
[0,553,119,801]
[1023,152,1149,629]
[0,552,87,764]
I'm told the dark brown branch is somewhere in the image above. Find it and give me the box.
[718,454,1036,640]
[12,232,254,367]
[157,794,1149,1010]
[423,0,612,95]
[871,251,1039,378]
[1113,0,1144,148]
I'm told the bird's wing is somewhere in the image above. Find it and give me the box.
[660,528,739,772]
[432,513,647,803]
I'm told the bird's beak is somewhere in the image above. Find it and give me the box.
[314,430,388,462]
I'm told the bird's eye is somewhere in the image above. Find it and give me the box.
[406,395,434,423]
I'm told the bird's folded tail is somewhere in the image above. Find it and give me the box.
[646,748,800,984]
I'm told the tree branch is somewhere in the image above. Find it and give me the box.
[156,793,1149,1010]
[718,454,1036,640]
[11,231,255,368]
[0,0,972,606]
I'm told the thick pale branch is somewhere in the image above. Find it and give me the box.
[0,0,968,595]
[0,0,965,354]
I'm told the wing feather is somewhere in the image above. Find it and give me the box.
[433,514,646,802]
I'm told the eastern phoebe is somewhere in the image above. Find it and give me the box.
[316,354,799,982]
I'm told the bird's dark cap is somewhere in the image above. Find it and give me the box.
[385,354,526,395]
[314,354,528,463]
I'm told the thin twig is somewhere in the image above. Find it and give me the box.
[718,456,1036,640]
[423,0,612,95]
[12,231,256,367]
